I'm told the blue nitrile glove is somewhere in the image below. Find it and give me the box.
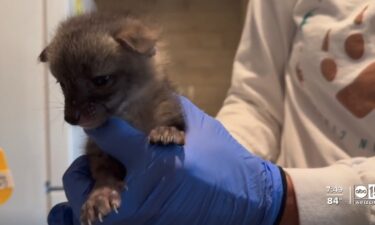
[48,202,80,225]
[48,96,286,225]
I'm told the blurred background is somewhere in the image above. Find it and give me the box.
[96,0,247,115]
[0,0,247,224]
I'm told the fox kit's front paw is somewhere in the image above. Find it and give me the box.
[149,126,185,145]
[80,186,122,225]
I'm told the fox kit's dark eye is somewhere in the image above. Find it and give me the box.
[92,75,112,87]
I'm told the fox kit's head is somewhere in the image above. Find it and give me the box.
[40,13,159,129]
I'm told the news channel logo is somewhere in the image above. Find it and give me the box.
[353,184,375,205]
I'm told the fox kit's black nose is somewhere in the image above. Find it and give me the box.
[65,110,81,125]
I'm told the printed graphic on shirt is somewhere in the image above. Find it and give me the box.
[320,29,337,81]
[293,2,375,153]
[337,61,375,118]
[300,10,316,28]
[318,5,372,118]
[298,4,373,118]
[296,63,304,83]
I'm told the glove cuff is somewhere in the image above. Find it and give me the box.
[273,166,287,225]
[260,163,286,225]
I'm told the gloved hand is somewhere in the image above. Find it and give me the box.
[48,97,286,225]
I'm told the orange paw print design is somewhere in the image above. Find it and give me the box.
[320,5,374,119]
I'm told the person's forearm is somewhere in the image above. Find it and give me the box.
[280,172,299,225]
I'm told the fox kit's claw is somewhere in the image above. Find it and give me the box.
[80,185,122,225]
[149,126,185,145]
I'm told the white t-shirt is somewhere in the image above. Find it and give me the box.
[217,0,375,224]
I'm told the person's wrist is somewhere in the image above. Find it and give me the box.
[279,172,299,225]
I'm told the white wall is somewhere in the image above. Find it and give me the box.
[0,0,87,224]
[0,1,48,224]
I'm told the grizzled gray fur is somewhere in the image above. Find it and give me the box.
[40,12,185,225]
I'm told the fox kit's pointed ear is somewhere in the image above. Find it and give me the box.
[115,19,158,57]
[39,46,49,62]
